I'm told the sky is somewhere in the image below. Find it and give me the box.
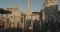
[0,0,60,12]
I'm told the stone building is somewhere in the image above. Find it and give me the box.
[41,0,59,32]
[0,0,41,31]
[32,12,41,32]
[5,4,21,28]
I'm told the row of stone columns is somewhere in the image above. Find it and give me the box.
[4,22,19,28]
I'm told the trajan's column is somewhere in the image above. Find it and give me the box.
[25,0,33,31]
[26,0,32,20]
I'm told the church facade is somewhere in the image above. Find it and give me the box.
[41,0,60,32]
